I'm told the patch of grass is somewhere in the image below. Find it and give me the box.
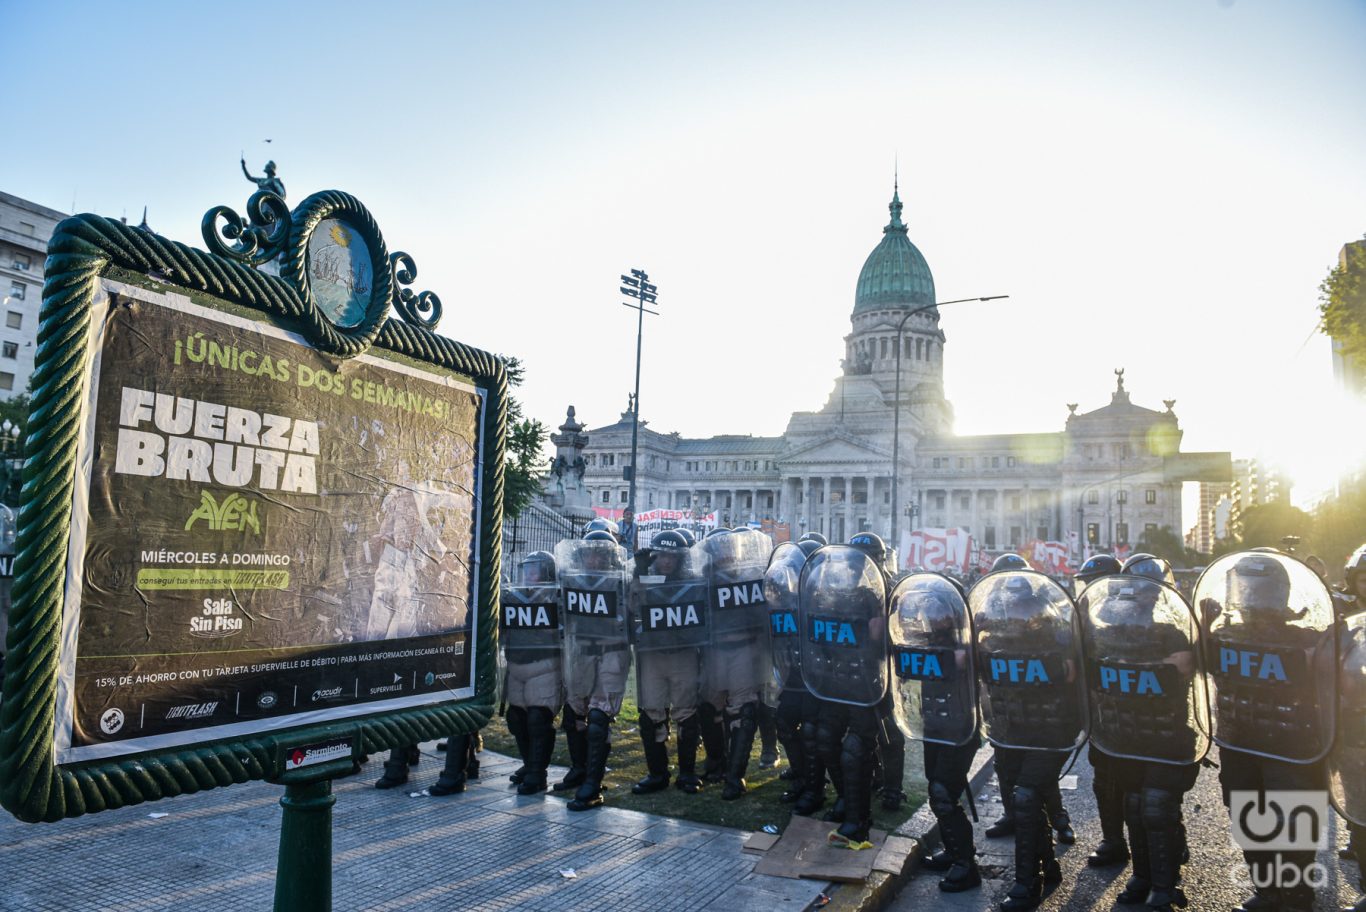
[481,696,928,834]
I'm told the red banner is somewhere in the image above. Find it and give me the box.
[900,527,974,573]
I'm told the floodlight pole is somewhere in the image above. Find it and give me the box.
[889,295,1008,552]
[620,269,658,546]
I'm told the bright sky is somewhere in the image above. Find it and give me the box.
[6,1,1366,508]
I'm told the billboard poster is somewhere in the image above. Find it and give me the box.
[54,280,484,763]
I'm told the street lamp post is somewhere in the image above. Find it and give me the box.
[889,295,1008,549]
[619,269,658,538]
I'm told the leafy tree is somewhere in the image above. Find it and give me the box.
[499,356,548,521]
[1319,236,1366,361]
[1136,525,1200,568]
[1234,501,1313,550]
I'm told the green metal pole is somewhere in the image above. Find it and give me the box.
[274,777,335,912]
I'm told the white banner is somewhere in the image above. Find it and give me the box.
[899,527,974,573]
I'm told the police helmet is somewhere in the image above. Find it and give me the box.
[1227,553,1291,612]
[1121,552,1176,587]
[585,518,619,537]
[519,550,556,585]
[651,530,689,551]
[799,532,828,546]
[675,528,698,547]
[705,527,732,539]
[1342,545,1366,590]
[1076,553,1123,583]
[797,539,823,558]
[848,532,887,563]
[583,530,617,544]
[991,553,1029,573]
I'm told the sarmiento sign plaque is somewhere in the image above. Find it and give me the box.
[1,189,505,823]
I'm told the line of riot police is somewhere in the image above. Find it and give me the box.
[494,518,1365,912]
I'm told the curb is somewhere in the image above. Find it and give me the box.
[813,744,997,912]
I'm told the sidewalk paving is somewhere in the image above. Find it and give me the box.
[886,748,1361,912]
[0,743,829,912]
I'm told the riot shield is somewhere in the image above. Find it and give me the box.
[798,545,889,707]
[554,537,630,707]
[702,529,771,701]
[631,543,710,652]
[1079,576,1209,765]
[1330,612,1366,827]
[970,570,1086,751]
[888,572,977,746]
[1195,551,1337,764]
[631,543,709,712]
[500,566,562,654]
[762,542,806,707]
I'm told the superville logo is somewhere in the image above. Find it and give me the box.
[184,490,261,534]
[165,702,219,721]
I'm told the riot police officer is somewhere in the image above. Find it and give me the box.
[630,531,709,794]
[891,572,982,892]
[702,528,772,800]
[556,529,633,811]
[1081,555,1207,912]
[972,568,1087,910]
[848,533,908,812]
[800,542,890,847]
[1200,551,1337,912]
[1073,553,1129,868]
[499,551,563,795]
[764,540,811,803]
[981,554,1076,848]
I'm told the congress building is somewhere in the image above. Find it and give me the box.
[546,187,1229,564]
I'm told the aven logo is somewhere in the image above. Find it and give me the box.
[184,490,261,534]
[165,702,219,721]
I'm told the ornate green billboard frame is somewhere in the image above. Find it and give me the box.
[0,189,504,828]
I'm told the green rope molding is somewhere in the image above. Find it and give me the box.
[0,203,505,823]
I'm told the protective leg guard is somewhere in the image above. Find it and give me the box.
[506,705,530,785]
[929,780,981,892]
[1140,788,1188,911]
[568,709,611,811]
[1000,785,1048,911]
[633,714,672,794]
[776,696,805,796]
[464,734,480,780]
[675,714,703,793]
[430,735,471,795]
[1117,791,1152,904]
[793,707,827,815]
[1047,784,1075,845]
[516,706,556,795]
[374,746,411,789]
[722,702,758,801]
[553,706,587,792]
[700,702,729,783]
[1088,765,1130,867]
[758,701,779,768]
[833,732,873,844]
[986,767,1017,838]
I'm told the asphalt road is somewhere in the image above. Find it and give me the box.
[888,746,1361,912]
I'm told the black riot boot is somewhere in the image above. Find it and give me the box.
[1140,789,1188,912]
[465,733,481,780]
[758,701,779,768]
[776,699,806,799]
[722,703,758,801]
[429,734,471,795]
[1117,792,1153,904]
[675,713,704,794]
[1045,783,1075,844]
[929,781,982,892]
[633,714,672,794]
[1087,767,1130,867]
[1000,785,1050,911]
[516,706,556,795]
[831,733,874,846]
[568,709,611,811]
[699,702,729,783]
[552,706,587,793]
[878,725,907,811]
[375,746,412,789]
[506,705,530,785]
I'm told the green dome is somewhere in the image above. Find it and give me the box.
[853,187,935,313]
